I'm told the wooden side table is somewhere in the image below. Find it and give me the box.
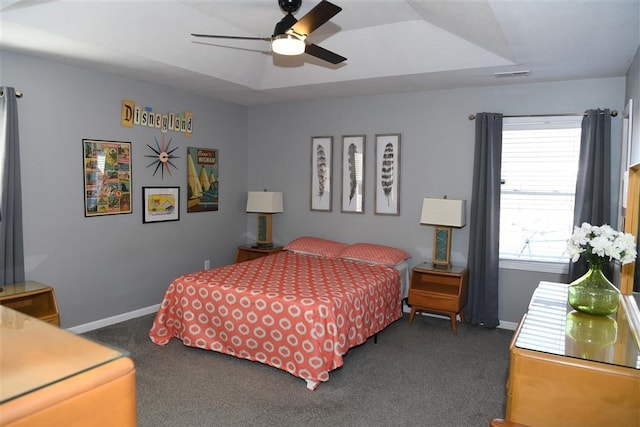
[0,281,60,326]
[407,262,469,334]
[235,245,283,263]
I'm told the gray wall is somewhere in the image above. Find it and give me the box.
[1,49,629,328]
[1,51,249,327]
[247,78,626,325]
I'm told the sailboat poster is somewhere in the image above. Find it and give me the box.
[187,147,219,213]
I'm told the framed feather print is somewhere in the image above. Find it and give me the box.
[311,136,333,211]
[375,134,401,215]
[341,135,365,214]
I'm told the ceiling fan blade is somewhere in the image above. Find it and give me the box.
[191,34,270,42]
[292,0,342,36]
[305,43,346,64]
[273,14,298,36]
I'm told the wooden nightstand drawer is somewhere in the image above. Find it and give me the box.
[409,290,458,312]
[413,273,460,287]
[235,246,283,263]
[242,251,270,262]
[40,314,61,325]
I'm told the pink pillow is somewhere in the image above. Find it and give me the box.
[337,243,411,266]
[284,236,349,259]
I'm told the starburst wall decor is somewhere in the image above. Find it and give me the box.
[145,134,179,179]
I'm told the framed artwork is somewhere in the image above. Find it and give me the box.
[310,136,333,211]
[374,133,401,215]
[341,135,365,214]
[82,139,132,217]
[624,99,635,168]
[142,186,180,223]
[621,99,635,209]
[187,147,219,213]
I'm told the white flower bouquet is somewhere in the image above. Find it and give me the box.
[567,222,637,265]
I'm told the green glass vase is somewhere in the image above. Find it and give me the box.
[565,311,617,360]
[568,262,620,316]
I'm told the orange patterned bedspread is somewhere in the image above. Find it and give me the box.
[149,251,402,388]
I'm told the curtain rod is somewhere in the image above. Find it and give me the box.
[468,110,617,120]
[0,89,23,98]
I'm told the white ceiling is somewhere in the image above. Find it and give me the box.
[1,0,639,106]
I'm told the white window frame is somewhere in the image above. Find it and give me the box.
[499,116,583,272]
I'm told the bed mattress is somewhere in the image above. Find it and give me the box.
[149,251,402,389]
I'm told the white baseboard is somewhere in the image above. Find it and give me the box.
[67,304,159,334]
[402,303,518,331]
[497,320,518,331]
[69,303,517,334]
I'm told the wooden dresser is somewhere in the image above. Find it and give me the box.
[0,306,136,426]
[506,281,640,427]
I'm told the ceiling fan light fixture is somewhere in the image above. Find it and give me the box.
[191,1,345,64]
[271,34,305,56]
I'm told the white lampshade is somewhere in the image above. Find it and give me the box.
[246,191,284,213]
[420,198,466,227]
[271,34,305,56]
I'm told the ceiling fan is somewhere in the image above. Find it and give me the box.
[191,0,346,65]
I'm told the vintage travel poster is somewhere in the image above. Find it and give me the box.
[187,147,218,213]
[83,139,132,216]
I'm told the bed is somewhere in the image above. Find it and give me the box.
[149,237,411,390]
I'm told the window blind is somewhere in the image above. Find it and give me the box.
[500,117,582,262]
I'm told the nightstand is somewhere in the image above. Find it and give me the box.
[235,245,283,263]
[408,262,469,334]
[0,281,60,326]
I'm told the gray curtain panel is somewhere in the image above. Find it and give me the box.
[464,112,503,328]
[568,109,612,282]
[0,86,25,285]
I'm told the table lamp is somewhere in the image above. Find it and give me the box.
[246,191,284,248]
[420,197,467,268]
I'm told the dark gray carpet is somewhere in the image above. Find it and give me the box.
[83,313,513,427]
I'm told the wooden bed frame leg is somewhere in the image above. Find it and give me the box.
[374,333,378,344]
[305,379,321,390]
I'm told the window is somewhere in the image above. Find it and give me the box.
[499,116,582,265]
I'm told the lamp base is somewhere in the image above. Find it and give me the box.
[432,225,453,267]
[253,242,274,249]
[255,213,274,249]
[431,262,452,271]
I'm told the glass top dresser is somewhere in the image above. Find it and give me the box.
[505,281,640,427]
[0,306,137,426]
